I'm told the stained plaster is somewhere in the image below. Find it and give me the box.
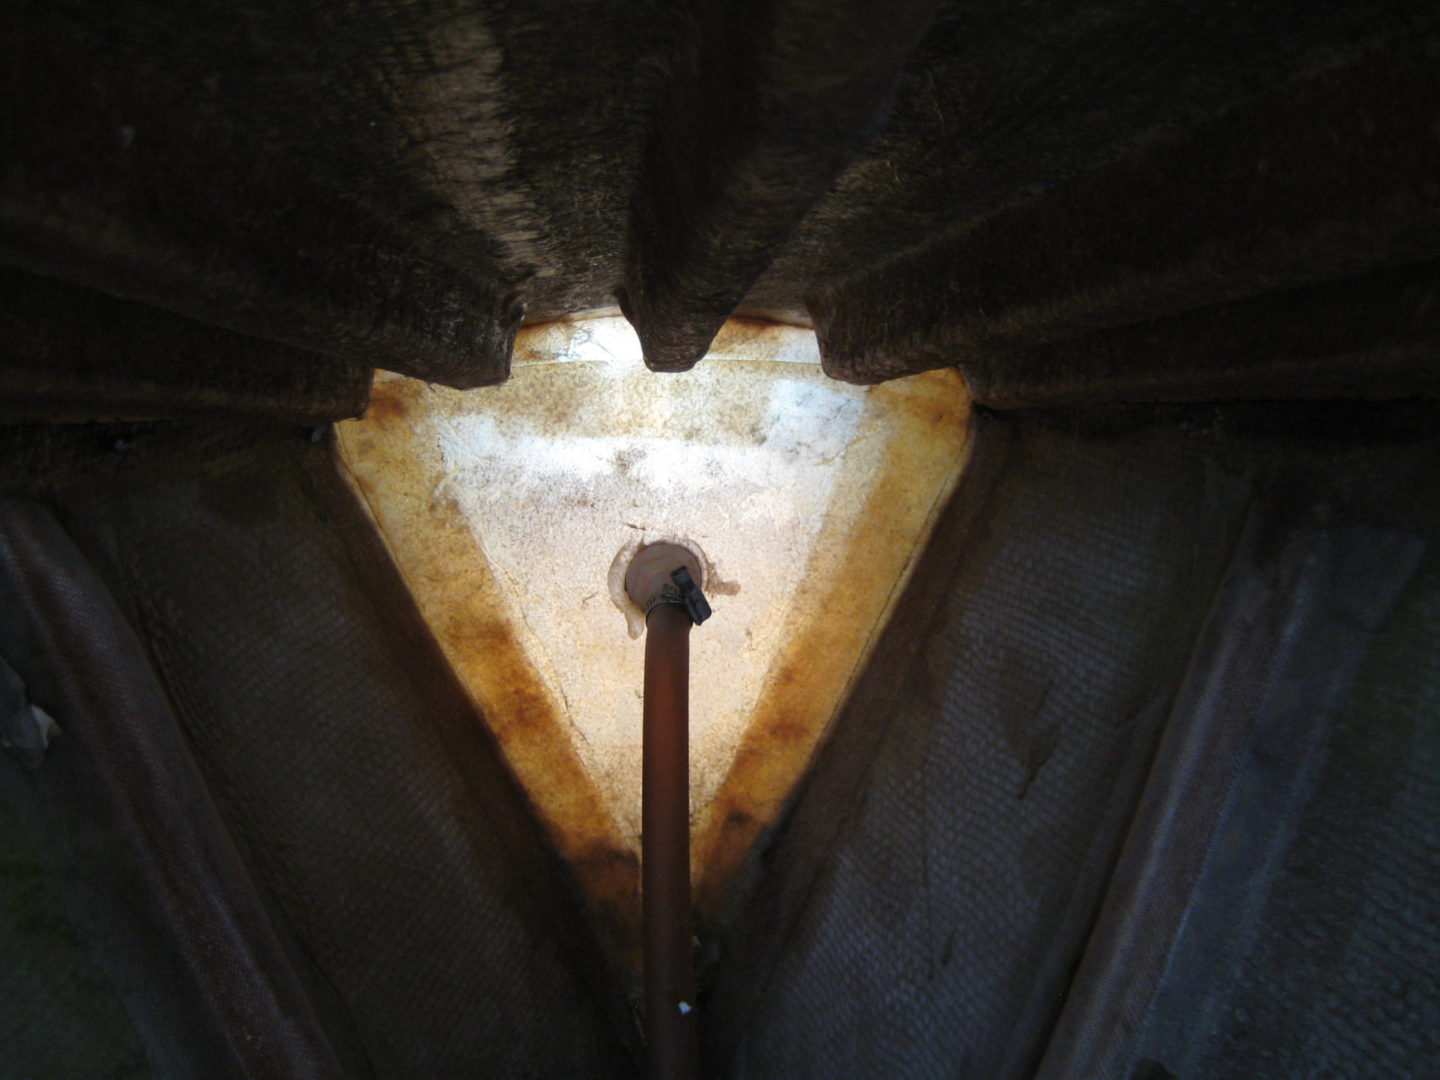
[337,317,970,948]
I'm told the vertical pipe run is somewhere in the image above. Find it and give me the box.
[642,602,699,1080]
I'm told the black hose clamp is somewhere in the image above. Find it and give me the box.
[644,566,712,625]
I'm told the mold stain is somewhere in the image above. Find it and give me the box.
[692,368,972,916]
[337,373,640,965]
[362,381,413,426]
[336,319,970,974]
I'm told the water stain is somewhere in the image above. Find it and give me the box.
[337,385,640,965]
[693,368,972,917]
[337,322,972,975]
[363,379,413,425]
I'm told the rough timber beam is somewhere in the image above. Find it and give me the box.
[813,42,1440,397]
[0,267,372,424]
[0,3,519,389]
[620,0,938,372]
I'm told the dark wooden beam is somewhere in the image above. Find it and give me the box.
[813,40,1440,392]
[0,4,519,389]
[0,268,371,423]
[620,0,937,372]
[962,258,1440,409]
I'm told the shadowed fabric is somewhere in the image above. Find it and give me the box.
[704,404,1440,1079]
[701,411,1247,1077]
[0,803,150,1079]
[0,498,347,1078]
[1,428,635,1079]
[1047,418,1440,1079]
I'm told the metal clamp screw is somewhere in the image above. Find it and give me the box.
[645,566,711,625]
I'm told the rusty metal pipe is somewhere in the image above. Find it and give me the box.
[625,541,707,1080]
[642,601,699,1080]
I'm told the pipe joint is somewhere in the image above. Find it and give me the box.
[644,566,711,625]
[625,542,711,627]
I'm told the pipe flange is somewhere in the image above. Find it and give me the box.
[626,543,712,626]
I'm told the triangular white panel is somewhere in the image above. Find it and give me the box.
[338,317,970,938]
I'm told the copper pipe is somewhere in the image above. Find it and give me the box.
[642,601,699,1080]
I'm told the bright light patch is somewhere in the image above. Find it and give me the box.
[337,317,970,946]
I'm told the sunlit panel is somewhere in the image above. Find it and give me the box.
[337,317,970,944]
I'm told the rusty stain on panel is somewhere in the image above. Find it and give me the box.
[338,374,641,964]
[693,372,973,916]
[336,317,969,970]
